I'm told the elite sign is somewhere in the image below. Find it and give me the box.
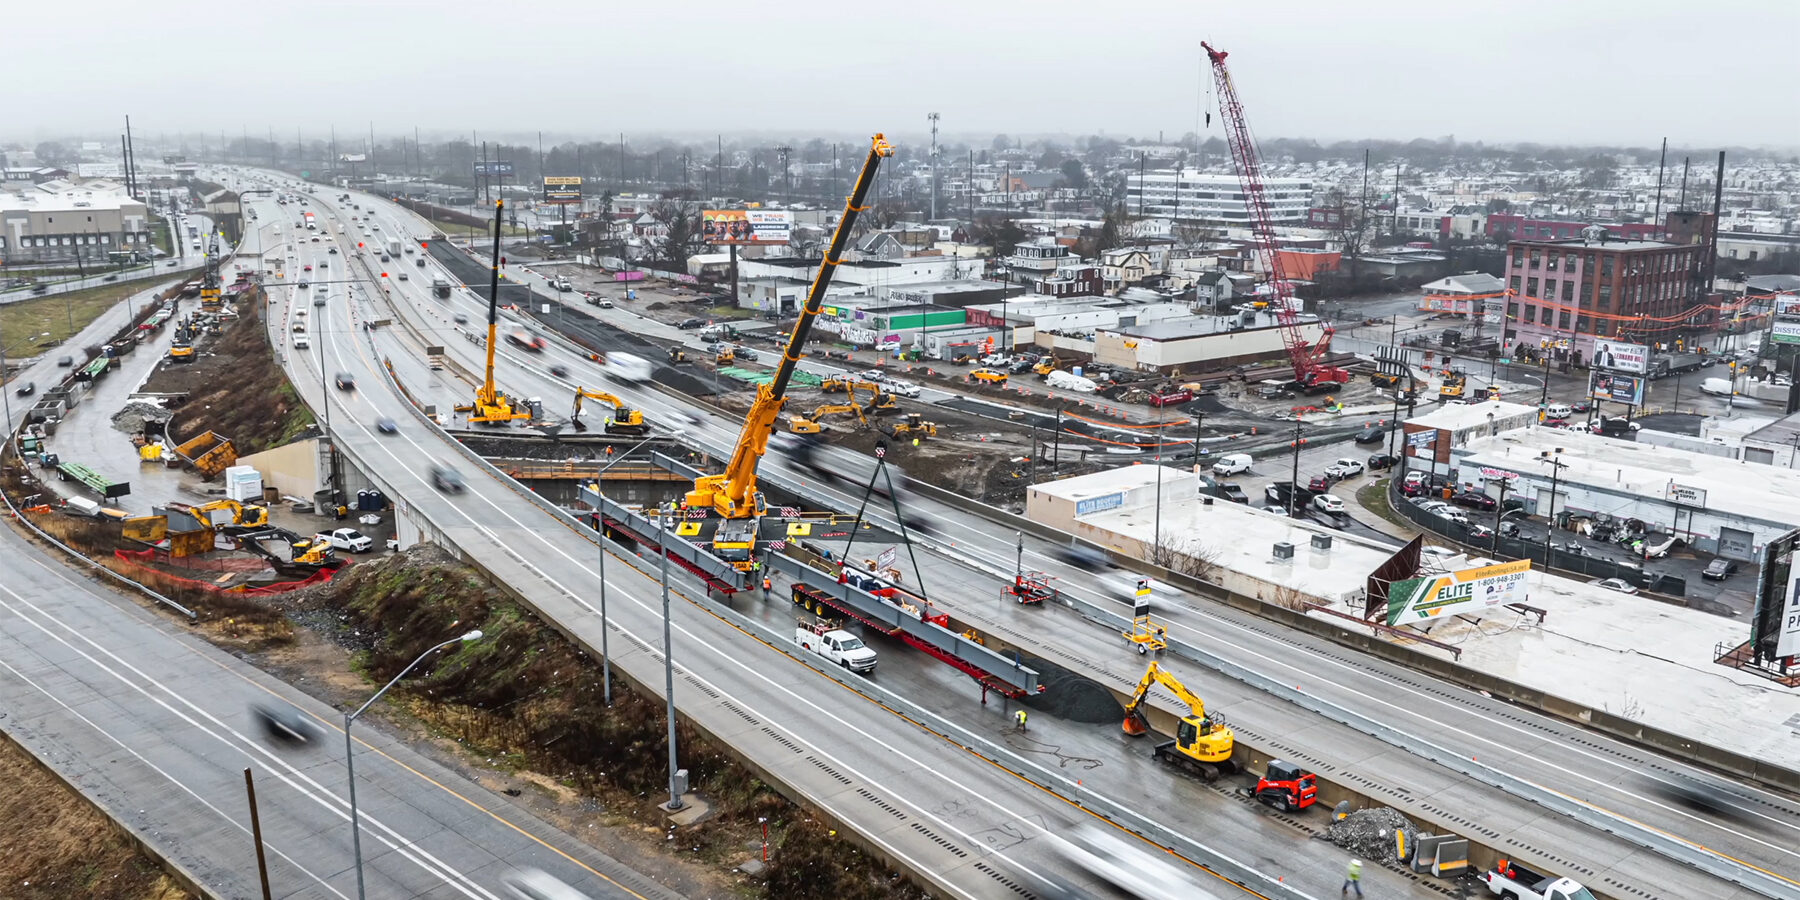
[1386,559,1532,626]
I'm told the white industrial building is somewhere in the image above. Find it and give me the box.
[1125,170,1313,225]
[1090,312,1328,373]
[1452,428,1800,561]
[0,178,153,264]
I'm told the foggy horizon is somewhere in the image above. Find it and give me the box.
[8,0,1799,151]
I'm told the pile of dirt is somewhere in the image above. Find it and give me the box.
[282,545,922,900]
[142,292,315,457]
[0,735,194,900]
[1323,806,1412,860]
[110,399,173,436]
[1017,654,1125,724]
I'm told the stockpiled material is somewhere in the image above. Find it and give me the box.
[1018,654,1124,724]
[1324,807,1413,859]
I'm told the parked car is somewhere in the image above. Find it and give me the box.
[1702,558,1740,581]
[1311,494,1346,514]
[1366,453,1398,471]
[318,528,373,553]
[1591,577,1639,594]
[1453,491,1497,511]
[1215,482,1248,504]
[678,317,706,329]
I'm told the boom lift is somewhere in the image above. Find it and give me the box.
[571,387,648,434]
[1120,661,1237,780]
[453,200,533,425]
[684,134,893,567]
[1204,42,1348,389]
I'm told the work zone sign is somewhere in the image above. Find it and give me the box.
[1386,559,1531,626]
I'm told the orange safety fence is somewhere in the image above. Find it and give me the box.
[112,548,348,594]
[1061,411,1190,430]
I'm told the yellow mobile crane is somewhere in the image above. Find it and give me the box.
[453,200,533,424]
[684,134,893,568]
[1120,661,1237,780]
[571,387,648,435]
[198,234,223,312]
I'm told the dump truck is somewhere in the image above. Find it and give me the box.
[175,431,238,478]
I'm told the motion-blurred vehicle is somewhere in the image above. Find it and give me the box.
[430,464,466,494]
[1053,541,1111,571]
[252,702,319,745]
[1651,775,1756,823]
[375,417,398,435]
[1051,822,1217,899]
[500,867,593,900]
[1590,577,1637,594]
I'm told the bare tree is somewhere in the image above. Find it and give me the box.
[649,199,700,267]
[1146,534,1224,583]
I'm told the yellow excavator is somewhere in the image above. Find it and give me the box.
[884,413,938,439]
[684,134,893,569]
[788,382,871,434]
[1121,661,1237,780]
[453,199,533,425]
[172,498,270,530]
[571,387,648,435]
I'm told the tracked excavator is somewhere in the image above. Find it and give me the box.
[453,200,533,425]
[1121,661,1237,780]
[683,134,893,570]
[571,387,648,435]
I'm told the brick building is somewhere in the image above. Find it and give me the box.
[1486,213,1660,243]
[1502,226,1705,362]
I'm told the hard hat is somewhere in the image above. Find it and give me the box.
[1351,859,1361,866]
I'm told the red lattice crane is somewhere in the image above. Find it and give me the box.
[1204,41,1349,388]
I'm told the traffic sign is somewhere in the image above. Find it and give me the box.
[1135,578,1151,598]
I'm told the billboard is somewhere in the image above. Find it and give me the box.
[472,161,515,177]
[703,209,793,245]
[338,153,368,163]
[1591,339,1647,374]
[1664,482,1708,507]
[1773,320,1800,345]
[1075,493,1124,516]
[1588,371,1645,405]
[1386,558,1532,627]
[1773,293,1800,317]
[543,176,583,204]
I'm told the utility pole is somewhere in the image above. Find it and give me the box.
[776,145,793,202]
[928,112,940,221]
[1287,421,1304,517]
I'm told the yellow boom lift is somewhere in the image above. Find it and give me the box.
[1120,661,1237,780]
[571,387,648,435]
[453,199,533,424]
[684,134,893,568]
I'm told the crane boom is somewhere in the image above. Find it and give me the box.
[1202,41,1347,387]
[685,133,894,519]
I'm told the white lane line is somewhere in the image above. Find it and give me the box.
[0,584,503,900]
[0,652,351,900]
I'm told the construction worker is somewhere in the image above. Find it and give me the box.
[1342,858,1363,897]
[762,575,772,599]
[1014,709,1028,733]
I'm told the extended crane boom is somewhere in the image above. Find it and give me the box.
[453,200,532,424]
[685,134,893,526]
[1203,41,1347,388]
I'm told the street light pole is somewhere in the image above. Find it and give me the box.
[658,502,683,811]
[1288,420,1304,517]
[345,629,483,900]
[590,434,659,705]
[1539,449,1566,567]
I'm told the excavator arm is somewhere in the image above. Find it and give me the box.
[1121,661,1209,723]
[685,134,893,518]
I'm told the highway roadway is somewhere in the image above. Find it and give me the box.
[0,500,685,900]
[236,170,1798,899]
[226,173,1359,899]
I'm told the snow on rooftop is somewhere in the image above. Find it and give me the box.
[1460,427,1800,527]
[1406,399,1539,432]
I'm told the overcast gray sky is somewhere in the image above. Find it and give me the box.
[14,0,1797,150]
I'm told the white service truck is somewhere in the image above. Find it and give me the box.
[795,620,877,674]
[1482,861,1596,900]
[386,238,402,257]
[605,351,653,383]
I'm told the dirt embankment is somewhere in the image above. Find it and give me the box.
[278,545,927,900]
[0,734,194,900]
[143,291,314,457]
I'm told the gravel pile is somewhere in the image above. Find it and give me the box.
[1323,807,1413,860]
[111,399,172,435]
[1018,654,1124,724]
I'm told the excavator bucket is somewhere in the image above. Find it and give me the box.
[1122,711,1149,737]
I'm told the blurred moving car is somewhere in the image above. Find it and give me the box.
[252,702,319,745]
[430,463,466,494]
[376,417,398,434]
[500,867,593,900]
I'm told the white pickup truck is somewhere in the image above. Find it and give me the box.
[315,528,374,553]
[795,621,877,674]
[1482,861,1596,900]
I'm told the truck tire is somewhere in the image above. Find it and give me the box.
[841,659,850,670]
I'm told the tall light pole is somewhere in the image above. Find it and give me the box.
[657,502,683,811]
[345,629,483,900]
[1537,448,1567,567]
[590,433,661,706]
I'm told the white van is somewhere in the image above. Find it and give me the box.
[1211,453,1252,476]
[292,335,310,349]
[1544,403,1573,419]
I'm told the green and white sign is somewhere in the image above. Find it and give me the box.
[1386,559,1532,626]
